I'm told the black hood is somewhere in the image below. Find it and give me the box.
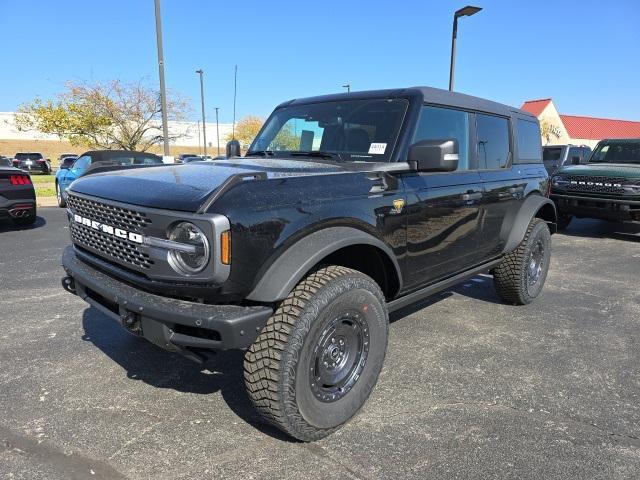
[68,158,348,212]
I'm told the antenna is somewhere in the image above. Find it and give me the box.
[232,64,238,140]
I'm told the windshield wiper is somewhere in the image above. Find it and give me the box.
[288,151,338,160]
[246,150,276,157]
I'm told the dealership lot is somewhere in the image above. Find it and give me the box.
[1,208,639,479]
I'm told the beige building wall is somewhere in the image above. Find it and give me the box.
[535,102,599,148]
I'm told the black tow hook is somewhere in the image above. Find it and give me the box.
[61,276,76,295]
[121,311,142,335]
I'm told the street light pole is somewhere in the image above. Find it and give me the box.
[449,5,482,92]
[342,84,351,93]
[195,69,207,158]
[214,107,220,156]
[154,0,171,158]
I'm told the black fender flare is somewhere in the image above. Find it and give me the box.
[246,226,402,302]
[503,195,557,254]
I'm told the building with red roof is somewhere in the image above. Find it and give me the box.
[520,99,640,148]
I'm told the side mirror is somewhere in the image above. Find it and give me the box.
[408,139,459,172]
[226,140,241,158]
[571,156,581,165]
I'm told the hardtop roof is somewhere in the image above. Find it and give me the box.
[277,86,535,120]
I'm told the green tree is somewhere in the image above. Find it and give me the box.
[15,79,189,151]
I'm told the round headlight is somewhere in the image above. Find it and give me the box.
[167,222,210,275]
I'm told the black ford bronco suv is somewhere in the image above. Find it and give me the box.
[60,87,556,441]
[551,138,640,229]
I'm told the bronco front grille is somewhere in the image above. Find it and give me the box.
[67,193,154,270]
[66,194,152,231]
[70,222,153,269]
[564,176,627,194]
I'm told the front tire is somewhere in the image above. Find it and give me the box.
[493,218,551,305]
[56,182,66,208]
[244,266,388,441]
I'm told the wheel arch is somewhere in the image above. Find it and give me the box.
[246,226,402,303]
[503,194,557,254]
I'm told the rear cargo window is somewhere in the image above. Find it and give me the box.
[517,119,542,162]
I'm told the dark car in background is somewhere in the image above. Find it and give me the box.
[58,154,78,170]
[0,156,13,167]
[0,165,36,226]
[12,152,51,174]
[55,150,164,207]
[551,138,640,228]
[543,144,592,174]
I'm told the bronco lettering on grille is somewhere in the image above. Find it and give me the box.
[73,214,144,244]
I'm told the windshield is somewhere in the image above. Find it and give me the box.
[249,98,409,162]
[102,154,162,165]
[543,147,562,162]
[589,141,640,164]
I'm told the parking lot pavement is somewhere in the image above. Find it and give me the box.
[1,208,639,480]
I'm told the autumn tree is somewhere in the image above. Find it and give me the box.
[225,116,264,149]
[15,79,189,151]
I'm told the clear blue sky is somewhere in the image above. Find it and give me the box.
[1,0,639,123]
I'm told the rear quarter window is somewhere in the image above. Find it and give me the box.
[517,119,542,162]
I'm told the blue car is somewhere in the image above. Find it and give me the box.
[56,150,163,207]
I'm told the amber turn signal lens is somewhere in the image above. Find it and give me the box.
[220,230,231,265]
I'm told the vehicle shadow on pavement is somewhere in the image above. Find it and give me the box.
[81,309,297,441]
[0,215,46,232]
[559,218,640,241]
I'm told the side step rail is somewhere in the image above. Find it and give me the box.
[387,258,503,313]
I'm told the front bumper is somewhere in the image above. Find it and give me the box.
[551,193,640,223]
[61,246,273,355]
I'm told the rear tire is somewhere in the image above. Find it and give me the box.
[244,265,388,441]
[493,218,551,305]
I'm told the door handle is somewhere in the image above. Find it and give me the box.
[461,191,482,201]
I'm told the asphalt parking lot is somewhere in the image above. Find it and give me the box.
[1,208,639,480]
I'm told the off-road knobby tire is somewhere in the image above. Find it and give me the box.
[244,265,388,441]
[493,218,551,305]
[556,213,572,231]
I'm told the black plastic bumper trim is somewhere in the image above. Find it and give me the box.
[62,245,273,350]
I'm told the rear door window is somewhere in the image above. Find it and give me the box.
[516,119,541,162]
[476,114,511,169]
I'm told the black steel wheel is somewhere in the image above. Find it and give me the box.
[309,310,370,403]
[244,265,388,441]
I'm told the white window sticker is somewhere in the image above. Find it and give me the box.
[368,143,387,155]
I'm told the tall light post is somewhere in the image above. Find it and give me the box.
[195,69,207,157]
[214,107,220,156]
[449,5,482,92]
[342,84,351,93]
[154,0,170,158]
